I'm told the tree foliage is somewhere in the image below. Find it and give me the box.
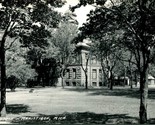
[6,40,37,85]
[72,0,155,123]
[0,0,65,116]
[51,21,78,87]
[90,34,124,89]
[26,47,61,87]
[6,75,19,91]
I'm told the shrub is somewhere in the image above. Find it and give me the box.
[7,75,19,91]
[26,79,38,88]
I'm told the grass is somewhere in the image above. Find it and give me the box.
[65,86,155,99]
[1,86,155,124]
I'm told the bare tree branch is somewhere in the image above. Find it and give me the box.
[5,37,18,51]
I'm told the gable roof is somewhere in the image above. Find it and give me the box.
[148,75,155,80]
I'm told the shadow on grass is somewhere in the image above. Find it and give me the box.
[148,89,155,99]
[11,112,140,124]
[149,118,155,124]
[64,87,155,100]
[6,104,30,114]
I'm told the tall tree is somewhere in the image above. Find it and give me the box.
[71,0,155,123]
[90,32,124,90]
[26,46,61,87]
[6,39,36,85]
[79,41,90,89]
[0,0,65,116]
[81,53,89,90]
[52,21,78,88]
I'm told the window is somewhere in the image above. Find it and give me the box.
[73,82,76,86]
[92,69,97,79]
[92,82,97,86]
[73,68,76,79]
[99,82,102,86]
[99,69,102,78]
[66,82,70,86]
[66,69,70,79]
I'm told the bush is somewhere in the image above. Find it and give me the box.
[26,79,38,88]
[7,75,19,91]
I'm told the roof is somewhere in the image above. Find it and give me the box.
[148,75,155,80]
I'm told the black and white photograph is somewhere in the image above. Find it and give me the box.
[0,0,155,124]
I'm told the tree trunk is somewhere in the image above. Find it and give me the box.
[130,70,133,89]
[129,53,133,89]
[61,76,64,88]
[60,68,65,88]
[110,79,113,90]
[0,41,7,117]
[135,72,138,87]
[123,67,126,87]
[130,77,133,89]
[85,71,88,90]
[61,66,66,89]
[139,69,148,124]
[108,70,113,90]
[109,73,113,90]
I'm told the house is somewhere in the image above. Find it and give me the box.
[136,74,155,87]
[148,75,155,86]
[59,39,104,87]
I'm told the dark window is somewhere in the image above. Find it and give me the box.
[99,82,102,86]
[66,82,70,86]
[99,69,102,78]
[73,82,76,86]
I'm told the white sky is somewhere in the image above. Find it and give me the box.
[56,0,95,27]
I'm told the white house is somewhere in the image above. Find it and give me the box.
[148,75,155,86]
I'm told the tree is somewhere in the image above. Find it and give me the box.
[0,0,65,116]
[6,75,19,92]
[71,0,155,123]
[77,40,91,89]
[81,52,89,90]
[52,21,78,88]
[24,25,60,87]
[6,39,36,86]
[90,32,124,90]
[27,48,60,87]
[122,51,138,89]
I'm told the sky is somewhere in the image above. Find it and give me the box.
[56,0,95,27]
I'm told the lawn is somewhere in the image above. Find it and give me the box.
[1,86,155,124]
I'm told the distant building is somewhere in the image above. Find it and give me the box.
[148,75,155,86]
[136,74,155,87]
[59,39,103,87]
